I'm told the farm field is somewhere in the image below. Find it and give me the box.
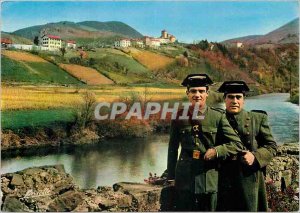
[129,48,175,70]
[59,64,114,85]
[1,85,186,111]
[1,51,82,84]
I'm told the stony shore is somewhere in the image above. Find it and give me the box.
[1,143,299,212]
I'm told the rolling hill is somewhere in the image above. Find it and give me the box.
[1,32,33,45]
[223,18,299,45]
[10,21,143,42]
[1,50,82,84]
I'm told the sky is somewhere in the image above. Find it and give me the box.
[1,1,299,43]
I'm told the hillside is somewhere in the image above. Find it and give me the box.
[1,50,82,85]
[59,64,114,85]
[1,32,33,45]
[11,21,143,42]
[223,18,299,45]
[78,21,143,38]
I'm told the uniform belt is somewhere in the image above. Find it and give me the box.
[181,149,205,160]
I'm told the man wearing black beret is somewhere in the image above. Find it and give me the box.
[167,74,246,211]
[216,81,277,211]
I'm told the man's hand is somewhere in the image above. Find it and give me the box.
[241,151,255,165]
[204,148,217,161]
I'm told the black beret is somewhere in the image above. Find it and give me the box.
[217,81,250,94]
[181,74,213,87]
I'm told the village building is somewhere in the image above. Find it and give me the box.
[143,36,161,48]
[160,30,176,43]
[236,42,244,48]
[40,34,62,50]
[66,40,76,49]
[131,39,144,48]
[1,38,12,49]
[114,38,131,48]
[149,38,161,48]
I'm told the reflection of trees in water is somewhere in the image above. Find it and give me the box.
[71,147,99,188]
[69,136,168,188]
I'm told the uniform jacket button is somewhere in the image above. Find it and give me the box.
[246,132,250,135]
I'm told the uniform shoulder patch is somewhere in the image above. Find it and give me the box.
[251,110,267,115]
[210,107,225,113]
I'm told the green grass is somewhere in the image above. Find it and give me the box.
[2,108,75,129]
[1,56,82,84]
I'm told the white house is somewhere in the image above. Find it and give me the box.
[114,38,131,48]
[66,40,76,49]
[236,42,244,48]
[131,39,144,48]
[149,39,161,48]
[41,35,62,50]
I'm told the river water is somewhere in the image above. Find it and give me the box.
[1,93,298,188]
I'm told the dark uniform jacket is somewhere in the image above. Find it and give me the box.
[167,106,245,194]
[218,109,277,211]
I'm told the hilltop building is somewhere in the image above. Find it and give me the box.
[159,30,176,44]
[40,34,62,50]
[114,29,176,49]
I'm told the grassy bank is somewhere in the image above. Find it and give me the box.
[2,108,75,130]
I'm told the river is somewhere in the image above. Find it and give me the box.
[1,93,298,188]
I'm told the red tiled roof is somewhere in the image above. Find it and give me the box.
[47,35,61,39]
[67,40,76,44]
[1,38,12,44]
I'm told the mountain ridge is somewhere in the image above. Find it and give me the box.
[10,21,143,41]
[222,18,299,45]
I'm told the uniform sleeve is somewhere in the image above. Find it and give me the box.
[167,120,180,180]
[215,113,246,159]
[253,114,277,168]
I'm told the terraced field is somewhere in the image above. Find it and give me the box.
[2,50,47,62]
[1,54,81,84]
[59,64,114,85]
[129,48,175,70]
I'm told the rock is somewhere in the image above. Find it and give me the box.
[10,174,24,187]
[2,196,31,212]
[48,191,84,211]
[113,182,162,211]
[277,143,299,156]
[1,165,163,212]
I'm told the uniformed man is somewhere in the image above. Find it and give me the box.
[167,74,246,211]
[216,81,277,211]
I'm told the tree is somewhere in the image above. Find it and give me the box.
[197,40,209,51]
[33,36,39,45]
[60,47,66,58]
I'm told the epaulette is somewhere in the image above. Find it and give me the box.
[251,110,267,115]
[210,107,225,113]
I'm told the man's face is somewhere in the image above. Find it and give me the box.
[224,93,245,114]
[186,86,208,107]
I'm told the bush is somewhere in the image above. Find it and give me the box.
[69,57,82,65]
[73,91,97,130]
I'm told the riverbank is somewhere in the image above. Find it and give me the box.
[1,143,298,212]
[1,116,169,151]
